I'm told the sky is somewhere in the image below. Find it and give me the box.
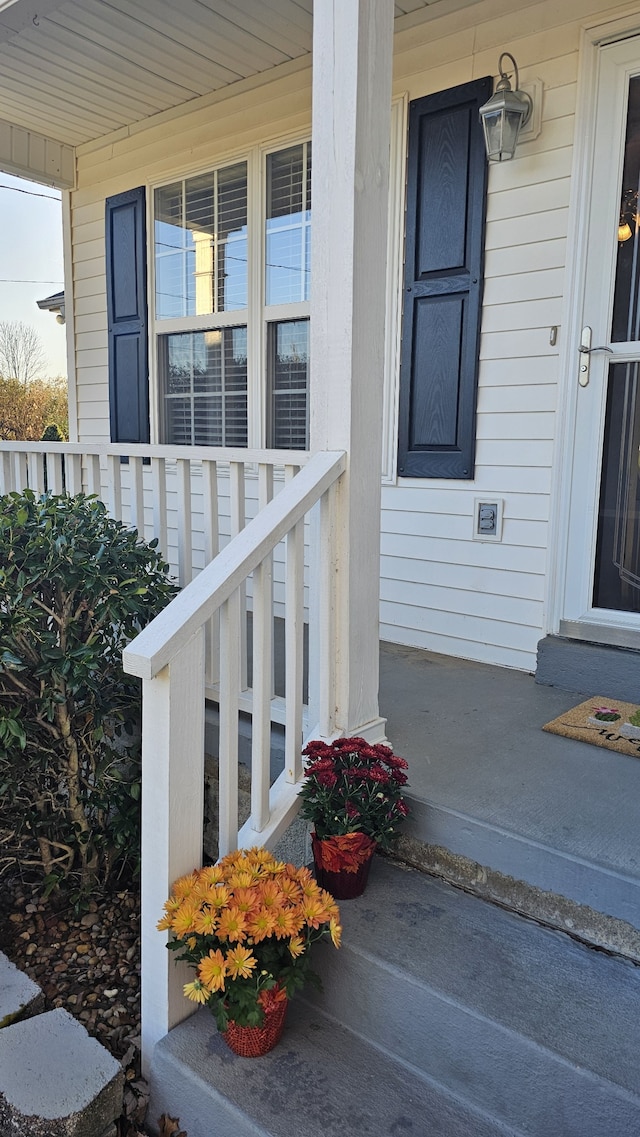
[0,172,66,378]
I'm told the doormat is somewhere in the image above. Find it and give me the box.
[543,697,640,759]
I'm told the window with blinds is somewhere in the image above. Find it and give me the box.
[161,328,247,447]
[154,141,310,450]
[267,320,309,449]
[154,164,248,320]
[266,144,311,306]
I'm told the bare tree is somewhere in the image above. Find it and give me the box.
[0,321,47,384]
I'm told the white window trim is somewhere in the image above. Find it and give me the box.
[381,95,408,485]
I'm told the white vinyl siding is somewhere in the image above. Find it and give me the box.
[379,0,581,670]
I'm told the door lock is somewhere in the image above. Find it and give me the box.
[578,327,613,386]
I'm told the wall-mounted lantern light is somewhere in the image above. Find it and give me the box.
[479,53,533,162]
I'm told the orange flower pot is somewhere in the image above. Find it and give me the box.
[221,992,288,1057]
[311,832,376,899]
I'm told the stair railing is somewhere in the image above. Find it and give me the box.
[121,448,346,1062]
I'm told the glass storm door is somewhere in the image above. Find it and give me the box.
[564,37,640,635]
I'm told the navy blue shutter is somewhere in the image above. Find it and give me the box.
[398,77,491,479]
[105,187,150,444]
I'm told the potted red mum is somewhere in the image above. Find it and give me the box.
[297,737,409,899]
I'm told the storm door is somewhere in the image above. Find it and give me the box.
[563,37,640,638]
[593,75,640,612]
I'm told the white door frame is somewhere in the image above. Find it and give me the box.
[549,12,640,648]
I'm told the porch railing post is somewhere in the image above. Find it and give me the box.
[140,628,205,1071]
[309,0,393,742]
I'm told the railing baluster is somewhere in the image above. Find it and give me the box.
[251,554,273,833]
[258,462,275,706]
[107,454,123,521]
[28,452,45,494]
[316,482,338,739]
[65,454,83,496]
[129,456,145,536]
[151,458,168,561]
[0,450,12,494]
[229,461,245,537]
[203,460,220,689]
[258,463,274,510]
[13,452,28,493]
[47,452,64,495]
[285,511,305,784]
[86,454,102,497]
[176,459,193,587]
[219,591,241,857]
[229,462,247,692]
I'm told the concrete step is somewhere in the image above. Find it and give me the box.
[149,859,640,1136]
[536,635,640,702]
[306,859,640,1137]
[151,1001,524,1137]
[399,793,640,965]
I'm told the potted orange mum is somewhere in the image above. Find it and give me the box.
[298,737,409,899]
[158,846,341,1056]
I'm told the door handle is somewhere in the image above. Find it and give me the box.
[578,327,613,386]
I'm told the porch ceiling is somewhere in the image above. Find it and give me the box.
[0,0,484,155]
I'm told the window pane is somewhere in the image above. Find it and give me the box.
[154,163,247,319]
[185,173,215,239]
[155,183,183,249]
[165,397,193,446]
[612,77,640,341]
[194,330,221,393]
[162,328,247,447]
[268,319,309,449]
[217,163,248,310]
[594,361,640,611]
[155,253,186,320]
[266,144,311,304]
[194,397,222,446]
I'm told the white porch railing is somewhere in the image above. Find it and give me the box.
[0,440,311,700]
[0,438,346,1061]
[121,448,345,1062]
[0,439,310,585]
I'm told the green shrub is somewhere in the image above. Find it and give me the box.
[0,491,178,895]
[628,708,640,727]
[41,422,64,442]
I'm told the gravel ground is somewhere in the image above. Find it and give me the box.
[0,874,149,1136]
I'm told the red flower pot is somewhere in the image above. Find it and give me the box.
[311,832,376,899]
[221,994,288,1057]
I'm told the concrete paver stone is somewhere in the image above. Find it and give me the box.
[0,951,44,1027]
[0,1007,123,1137]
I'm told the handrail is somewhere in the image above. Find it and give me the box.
[123,450,346,681]
[0,439,311,466]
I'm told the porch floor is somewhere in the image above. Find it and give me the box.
[379,641,640,911]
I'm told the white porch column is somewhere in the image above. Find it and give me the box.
[309,0,394,740]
